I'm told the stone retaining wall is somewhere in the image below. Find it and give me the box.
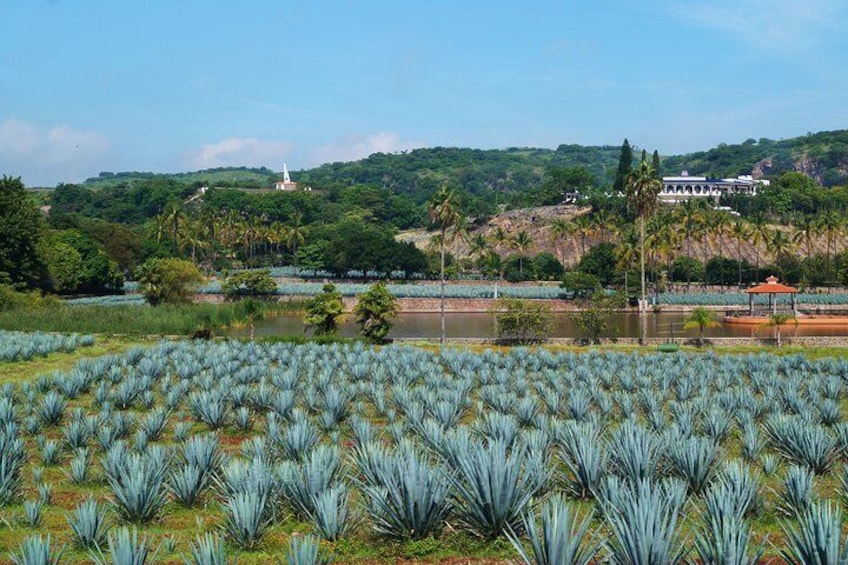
[393,336,848,347]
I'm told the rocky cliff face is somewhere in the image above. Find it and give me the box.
[753,152,848,185]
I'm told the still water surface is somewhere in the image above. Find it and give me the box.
[226,312,848,339]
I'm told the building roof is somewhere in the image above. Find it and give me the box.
[745,276,797,294]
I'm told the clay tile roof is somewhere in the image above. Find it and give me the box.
[745,276,798,294]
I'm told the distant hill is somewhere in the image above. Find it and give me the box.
[296,145,622,201]
[663,130,848,186]
[81,167,278,190]
[75,129,848,197]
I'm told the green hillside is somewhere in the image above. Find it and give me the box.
[82,167,278,190]
[663,130,848,186]
[72,129,848,201]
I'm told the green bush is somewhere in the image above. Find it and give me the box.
[304,284,345,336]
[490,298,553,344]
[137,258,204,306]
[222,269,277,297]
[353,282,398,343]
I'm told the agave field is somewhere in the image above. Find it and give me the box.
[0,331,94,362]
[6,342,848,563]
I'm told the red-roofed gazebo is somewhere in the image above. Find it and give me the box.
[745,275,797,315]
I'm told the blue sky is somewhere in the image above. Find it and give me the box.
[2,0,847,186]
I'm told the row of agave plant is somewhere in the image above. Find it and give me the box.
[0,330,94,362]
[655,291,848,306]
[6,342,848,563]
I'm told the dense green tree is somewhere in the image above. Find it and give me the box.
[569,290,626,344]
[303,283,345,336]
[532,252,564,281]
[613,139,633,194]
[353,282,398,343]
[537,166,596,205]
[42,242,84,293]
[577,242,617,286]
[706,257,753,286]
[45,230,123,294]
[672,256,704,285]
[651,150,661,178]
[490,298,553,344]
[0,176,46,288]
[222,269,277,297]
[561,271,601,298]
[137,258,204,305]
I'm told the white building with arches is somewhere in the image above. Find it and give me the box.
[660,171,768,203]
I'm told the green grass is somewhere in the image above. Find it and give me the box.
[0,300,305,337]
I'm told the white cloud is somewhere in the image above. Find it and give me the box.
[45,124,111,163]
[309,132,425,165]
[665,0,844,53]
[0,118,111,185]
[185,137,294,169]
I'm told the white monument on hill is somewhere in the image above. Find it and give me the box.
[274,163,298,191]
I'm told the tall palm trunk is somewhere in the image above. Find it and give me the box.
[440,227,446,347]
[737,238,743,287]
[639,216,647,345]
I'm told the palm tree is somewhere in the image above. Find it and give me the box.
[684,306,720,346]
[767,229,793,279]
[573,215,595,256]
[197,208,221,271]
[748,216,770,283]
[591,209,617,243]
[730,220,750,287]
[489,226,509,253]
[616,226,640,296]
[818,211,843,289]
[285,212,309,265]
[164,203,185,248]
[469,234,489,267]
[625,159,662,314]
[511,230,534,279]
[765,312,797,347]
[177,218,208,263]
[792,214,819,256]
[677,199,706,288]
[710,210,732,260]
[647,209,679,285]
[428,186,462,346]
[548,218,576,264]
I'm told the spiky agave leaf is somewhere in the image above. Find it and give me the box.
[780,501,848,565]
[222,490,271,550]
[695,485,764,565]
[90,526,159,565]
[284,535,332,565]
[449,439,543,538]
[9,534,65,565]
[667,436,721,495]
[184,532,234,565]
[356,443,451,540]
[67,497,110,550]
[507,494,599,565]
[600,476,688,565]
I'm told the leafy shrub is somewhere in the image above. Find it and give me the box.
[137,258,204,306]
[222,269,276,297]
